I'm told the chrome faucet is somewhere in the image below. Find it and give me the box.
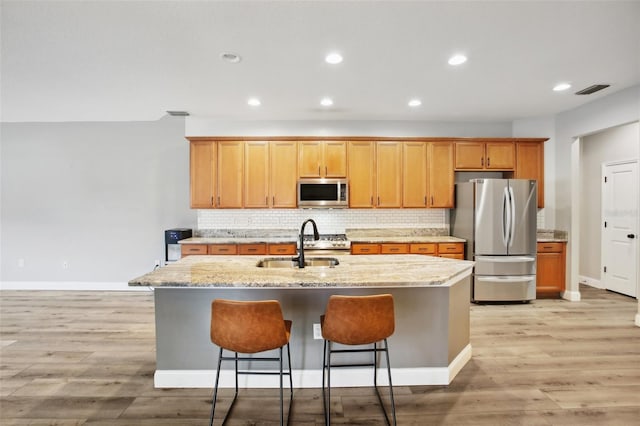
[295,219,319,268]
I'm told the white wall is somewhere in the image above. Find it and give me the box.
[580,122,640,284]
[186,119,512,138]
[0,117,196,284]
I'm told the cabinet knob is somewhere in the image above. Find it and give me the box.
[628,234,636,239]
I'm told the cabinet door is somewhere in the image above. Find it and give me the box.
[190,141,216,208]
[351,243,380,254]
[181,244,208,257]
[537,252,564,294]
[238,243,267,255]
[348,141,376,208]
[270,141,298,208]
[298,141,323,177]
[402,142,428,207]
[515,142,544,208]
[208,244,237,255]
[380,243,409,254]
[454,142,485,169]
[410,243,437,255]
[428,142,454,208]
[485,142,515,170]
[324,141,347,177]
[244,141,269,208]
[376,142,402,207]
[217,141,244,208]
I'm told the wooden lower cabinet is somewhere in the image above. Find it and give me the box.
[181,244,208,257]
[182,242,296,258]
[268,243,297,255]
[350,243,381,255]
[352,242,464,258]
[208,244,237,255]
[380,243,409,254]
[536,242,566,298]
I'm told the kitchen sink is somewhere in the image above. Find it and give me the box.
[256,257,339,268]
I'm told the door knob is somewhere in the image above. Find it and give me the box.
[628,234,636,239]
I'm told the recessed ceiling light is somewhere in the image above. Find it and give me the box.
[448,54,467,66]
[325,52,343,64]
[220,52,241,63]
[553,83,572,92]
[320,97,334,107]
[408,99,422,107]
[247,97,261,107]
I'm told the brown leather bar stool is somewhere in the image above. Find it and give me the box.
[321,294,397,425]
[209,299,293,426]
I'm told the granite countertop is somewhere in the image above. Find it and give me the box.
[129,254,474,289]
[536,229,569,242]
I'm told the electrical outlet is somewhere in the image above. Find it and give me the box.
[154,259,161,268]
[313,323,322,340]
[62,261,69,269]
[18,258,25,268]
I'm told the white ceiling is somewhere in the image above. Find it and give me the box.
[2,0,639,123]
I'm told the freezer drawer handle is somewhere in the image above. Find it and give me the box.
[476,276,534,283]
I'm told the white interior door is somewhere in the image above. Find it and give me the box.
[602,160,638,297]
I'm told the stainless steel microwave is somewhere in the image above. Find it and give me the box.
[297,179,349,208]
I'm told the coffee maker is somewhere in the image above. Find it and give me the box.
[165,228,193,263]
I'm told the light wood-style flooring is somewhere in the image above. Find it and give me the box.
[1,286,639,425]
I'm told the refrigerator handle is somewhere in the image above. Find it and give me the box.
[508,186,516,247]
[502,187,510,247]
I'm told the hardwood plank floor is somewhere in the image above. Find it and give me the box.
[1,286,638,425]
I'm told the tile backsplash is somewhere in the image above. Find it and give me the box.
[198,209,448,233]
[198,208,546,233]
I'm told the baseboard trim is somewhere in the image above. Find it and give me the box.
[562,289,581,301]
[579,275,603,289]
[635,312,640,327]
[0,281,152,291]
[154,344,472,389]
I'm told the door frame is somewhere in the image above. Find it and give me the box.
[601,158,640,298]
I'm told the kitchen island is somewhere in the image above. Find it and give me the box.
[129,254,473,388]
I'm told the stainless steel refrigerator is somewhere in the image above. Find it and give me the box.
[451,179,537,302]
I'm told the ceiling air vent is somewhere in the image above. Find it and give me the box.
[166,111,190,116]
[575,84,610,95]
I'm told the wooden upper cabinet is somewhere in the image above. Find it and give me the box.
[376,142,402,208]
[217,141,244,208]
[190,140,216,208]
[270,141,297,208]
[244,141,269,208]
[514,142,544,208]
[455,140,514,170]
[428,142,454,208]
[298,141,347,178]
[348,141,376,208]
[402,142,428,207]
[485,142,515,169]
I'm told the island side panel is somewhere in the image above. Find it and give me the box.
[154,281,470,386]
[448,274,471,363]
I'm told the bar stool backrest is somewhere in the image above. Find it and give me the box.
[210,299,289,354]
[322,294,395,345]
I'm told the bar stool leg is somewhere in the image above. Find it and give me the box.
[209,347,224,426]
[383,339,397,426]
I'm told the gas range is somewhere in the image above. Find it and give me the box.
[303,234,351,251]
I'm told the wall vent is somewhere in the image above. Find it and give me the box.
[575,84,610,95]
